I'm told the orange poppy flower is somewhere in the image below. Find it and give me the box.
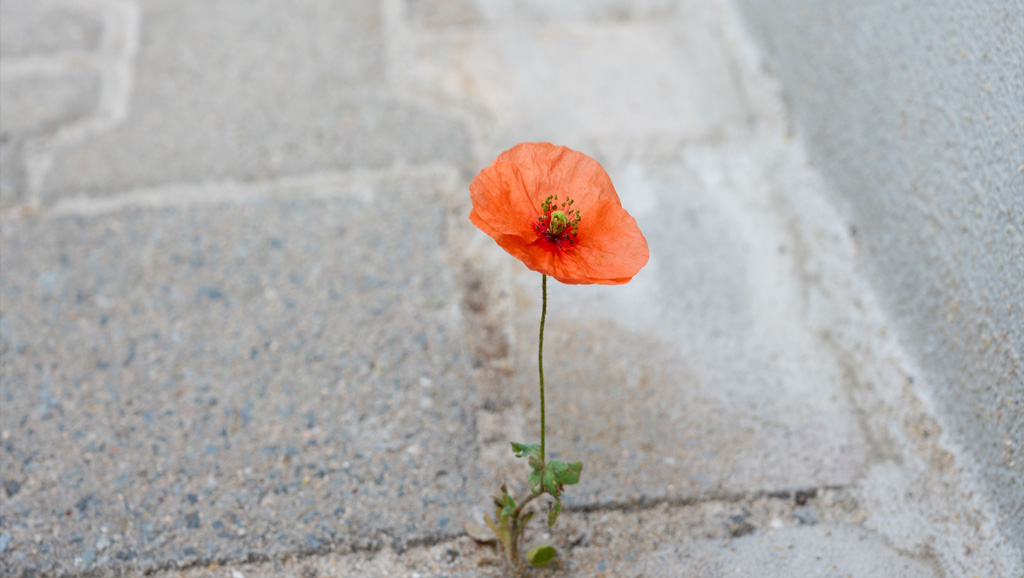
[469,142,649,285]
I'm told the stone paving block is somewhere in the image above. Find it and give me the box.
[405,5,744,148]
[488,145,870,507]
[0,72,101,137]
[0,0,104,57]
[636,524,940,577]
[0,174,485,575]
[40,0,471,199]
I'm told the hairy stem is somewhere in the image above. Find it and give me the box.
[514,490,542,516]
[539,274,547,463]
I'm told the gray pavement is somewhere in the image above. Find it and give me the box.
[1,1,1019,577]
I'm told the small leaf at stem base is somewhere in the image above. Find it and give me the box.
[526,544,557,566]
[483,512,505,540]
[462,521,496,544]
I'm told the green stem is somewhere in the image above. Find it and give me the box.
[514,490,542,515]
[539,274,547,464]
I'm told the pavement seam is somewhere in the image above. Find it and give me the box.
[560,483,854,514]
[61,483,862,577]
[0,164,463,221]
[379,0,497,165]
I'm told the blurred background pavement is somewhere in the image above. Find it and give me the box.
[1,1,1020,576]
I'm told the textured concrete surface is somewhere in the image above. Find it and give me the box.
[141,494,932,578]
[36,0,471,200]
[0,73,100,137]
[1,0,1019,577]
[1,171,485,574]
[638,524,942,578]
[0,0,105,57]
[735,0,1024,560]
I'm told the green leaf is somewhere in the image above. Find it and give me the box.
[501,492,516,509]
[528,468,543,488]
[545,460,582,485]
[548,460,568,472]
[561,461,583,485]
[526,544,557,566]
[528,455,542,470]
[511,442,542,459]
[501,505,514,518]
[547,499,562,527]
[542,468,560,497]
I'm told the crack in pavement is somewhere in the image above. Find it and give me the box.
[112,483,864,578]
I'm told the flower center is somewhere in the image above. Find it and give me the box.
[534,195,581,247]
[548,210,570,236]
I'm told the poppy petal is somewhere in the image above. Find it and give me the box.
[469,160,538,241]
[494,143,621,210]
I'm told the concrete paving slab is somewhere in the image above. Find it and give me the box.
[38,0,471,200]
[42,92,472,200]
[0,171,486,576]
[0,0,105,57]
[402,6,744,150]
[0,66,105,210]
[636,523,940,578]
[0,72,101,137]
[139,488,899,578]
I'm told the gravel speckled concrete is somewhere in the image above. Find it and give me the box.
[0,173,485,575]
